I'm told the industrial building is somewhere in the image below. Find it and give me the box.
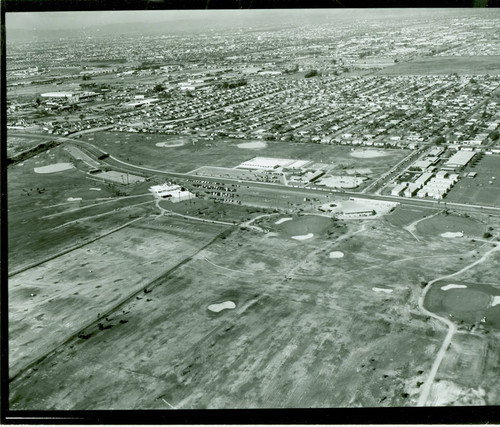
[236,157,308,170]
[443,150,475,169]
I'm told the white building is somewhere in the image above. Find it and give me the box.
[149,183,195,203]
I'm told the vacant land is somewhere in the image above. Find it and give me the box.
[377,56,500,75]
[9,215,227,378]
[446,155,500,208]
[87,131,409,175]
[10,210,499,409]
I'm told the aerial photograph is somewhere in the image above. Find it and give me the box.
[4,7,500,418]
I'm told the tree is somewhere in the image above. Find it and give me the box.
[153,83,164,93]
[491,130,499,141]
[305,70,318,78]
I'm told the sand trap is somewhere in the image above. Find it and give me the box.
[292,233,314,241]
[441,232,464,238]
[372,287,393,293]
[275,217,293,225]
[17,163,24,167]
[156,141,185,148]
[491,296,500,307]
[441,284,467,291]
[89,188,101,191]
[265,232,280,238]
[329,251,344,259]
[237,141,267,149]
[208,301,236,313]
[350,150,388,159]
[67,197,82,202]
[34,163,74,174]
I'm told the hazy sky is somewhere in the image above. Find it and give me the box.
[6,10,304,30]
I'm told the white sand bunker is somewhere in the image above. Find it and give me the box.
[441,284,467,291]
[292,233,314,241]
[350,150,388,159]
[208,301,236,313]
[156,141,185,148]
[275,217,293,225]
[237,141,267,149]
[67,197,82,202]
[329,251,344,259]
[265,232,280,238]
[491,296,500,307]
[34,163,74,174]
[89,188,101,191]
[373,287,393,294]
[441,232,463,238]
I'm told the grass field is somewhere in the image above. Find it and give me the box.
[424,280,499,327]
[415,212,488,238]
[446,155,500,208]
[159,198,274,223]
[384,206,431,227]
[377,56,500,75]
[87,131,409,175]
[8,145,155,270]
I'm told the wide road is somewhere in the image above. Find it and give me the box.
[67,139,500,218]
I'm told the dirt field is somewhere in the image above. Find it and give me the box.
[11,210,500,409]
[446,155,500,208]
[9,216,227,378]
[377,56,500,75]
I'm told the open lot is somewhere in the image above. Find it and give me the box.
[377,56,500,75]
[446,155,500,208]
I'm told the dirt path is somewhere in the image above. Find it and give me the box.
[52,201,152,230]
[404,211,441,242]
[416,237,500,406]
[240,213,279,232]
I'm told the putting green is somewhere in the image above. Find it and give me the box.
[277,215,332,237]
[442,289,491,312]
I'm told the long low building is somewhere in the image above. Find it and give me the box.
[444,150,475,169]
[236,157,300,170]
